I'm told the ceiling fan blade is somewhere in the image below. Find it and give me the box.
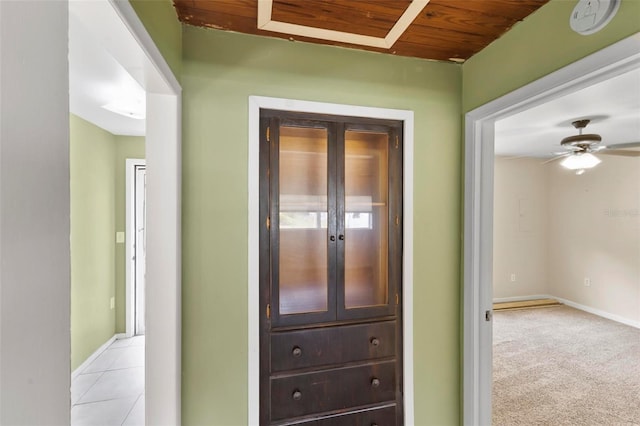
[604,141,640,150]
[496,154,534,160]
[542,153,570,164]
[598,150,640,157]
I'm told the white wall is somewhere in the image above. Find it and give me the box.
[548,155,640,323]
[493,157,549,298]
[493,154,640,324]
[0,1,71,424]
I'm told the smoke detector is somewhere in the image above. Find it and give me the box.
[570,0,620,35]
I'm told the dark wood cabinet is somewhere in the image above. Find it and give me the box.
[260,110,403,425]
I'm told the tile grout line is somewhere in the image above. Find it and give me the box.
[73,395,139,407]
[72,371,105,407]
[71,337,146,425]
[121,392,144,426]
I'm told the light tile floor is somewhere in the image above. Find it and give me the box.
[71,336,145,426]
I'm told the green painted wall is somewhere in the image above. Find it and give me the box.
[462,0,640,112]
[181,27,462,425]
[114,136,145,333]
[70,114,117,370]
[129,0,182,80]
[131,0,640,423]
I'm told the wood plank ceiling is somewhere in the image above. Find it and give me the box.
[172,0,549,63]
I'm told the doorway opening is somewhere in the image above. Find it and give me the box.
[68,1,182,424]
[127,159,147,337]
[463,33,640,426]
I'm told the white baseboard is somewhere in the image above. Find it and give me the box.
[553,297,640,330]
[71,333,127,380]
[493,294,640,329]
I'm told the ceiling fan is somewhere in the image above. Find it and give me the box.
[547,119,640,174]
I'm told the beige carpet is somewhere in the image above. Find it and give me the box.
[493,305,640,425]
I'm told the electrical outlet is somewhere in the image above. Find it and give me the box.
[110,297,115,309]
[510,273,516,282]
[584,278,591,287]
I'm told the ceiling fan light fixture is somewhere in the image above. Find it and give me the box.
[560,152,601,170]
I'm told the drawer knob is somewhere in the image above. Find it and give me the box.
[370,337,380,347]
[372,424,379,426]
[371,378,380,388]
[292,346,302,357]
[292,390,302,401]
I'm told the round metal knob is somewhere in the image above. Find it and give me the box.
[330,235,336,241]
[371,423,379,426]
[292,390,302,401]
[371,378,380,388]
[370,337,380,347]
[292,346,302,357]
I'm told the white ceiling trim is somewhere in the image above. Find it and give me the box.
[257,0,429,49]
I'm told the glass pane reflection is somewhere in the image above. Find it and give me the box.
[344,130,389,308]
[278,126,329,315]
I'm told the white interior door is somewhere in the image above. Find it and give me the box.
[135,165,146,335]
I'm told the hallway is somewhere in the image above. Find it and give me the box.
[71,336,145,425]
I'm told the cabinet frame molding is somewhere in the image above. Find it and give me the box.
[248,96,415,425]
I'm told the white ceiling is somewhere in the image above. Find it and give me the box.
[69,3,146,136]
[495,67,640,158]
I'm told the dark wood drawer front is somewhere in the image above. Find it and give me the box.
[271,361,396,421]
[288,405,397,426]
[271,321,396,372]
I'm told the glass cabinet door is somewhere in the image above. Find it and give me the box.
[337,126,400,320]
[343,130,389,308]
[278,126,329,315]
[270,121,337,326]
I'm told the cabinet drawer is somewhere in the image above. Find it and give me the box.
[271,321,396,372]
[271,360,396,421]
[285,405,397,426]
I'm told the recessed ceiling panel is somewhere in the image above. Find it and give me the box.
[271,0,410,38]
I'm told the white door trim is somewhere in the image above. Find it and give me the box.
[463,32,640,426]
[248,96,415,425]
[126,158,146,338]
[107,2,182,424]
